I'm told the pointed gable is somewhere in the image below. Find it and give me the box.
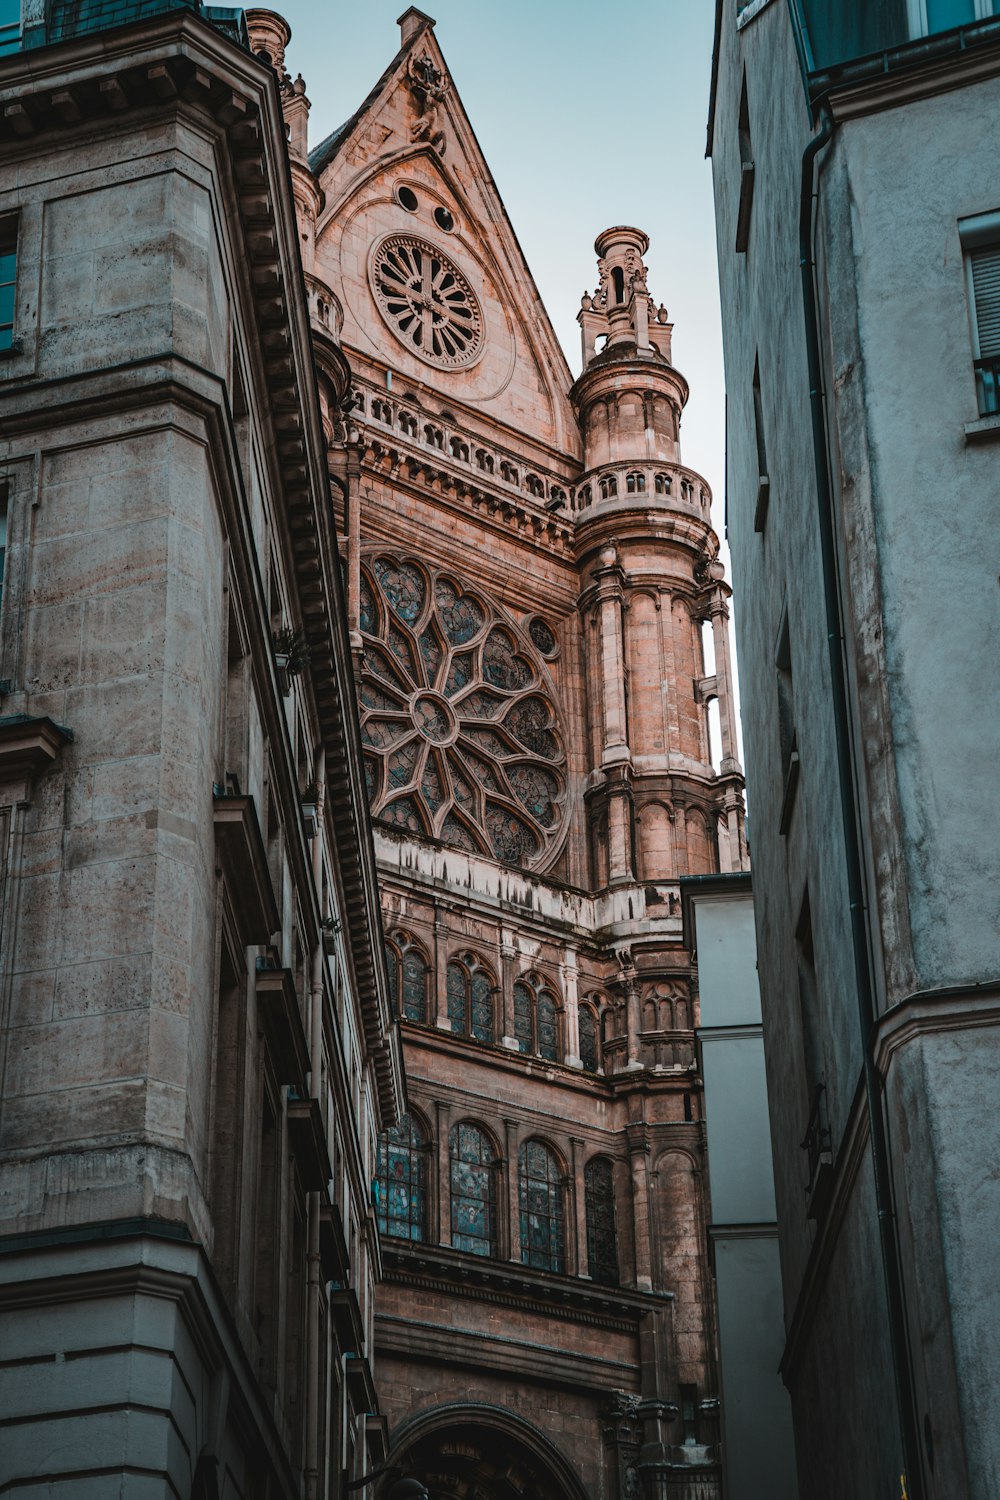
[310,13,580,460]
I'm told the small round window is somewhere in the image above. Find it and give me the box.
[396,185,419,212]
[528,617,558,658]
[434,206,455,233]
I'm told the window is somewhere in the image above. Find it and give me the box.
[446,955,495,1042]
[584,1157,619,1285]
[0,0,19,55]
[776,611,799,834]
[752,355,770,531]
[961,213,1000,418]
[625,471,645,494]
[376,1113,427,1241]
[578,1003,600,1072]
[518,1139,564,1272]
[735,73,755,253]
[654,472,671,495]
[0,218,16,351]
[385,936,428,1023]
[450,1121,496,1256]
[512,974,559,1061]
[793,0,999,76]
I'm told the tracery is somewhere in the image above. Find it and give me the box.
[359,555,566,868]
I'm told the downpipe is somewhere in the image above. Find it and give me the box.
[798,101,926,1500]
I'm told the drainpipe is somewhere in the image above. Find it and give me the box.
[799,101,926,1500]
[305,748,328,1498]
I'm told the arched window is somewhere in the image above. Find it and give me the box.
[578,1003,600,1072]
[584,1156,619,1285]
[611,265,625,304]
[519,1139,565,1272]
[376,1113,427,1242]
[385,936,429,1023]
[654,471,672,495]
[626,471,646,494]
[449,1122,496,1257]
[512,974,559,1061]
[446,955,495,1043]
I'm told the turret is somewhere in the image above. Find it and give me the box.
[571,229,747,889]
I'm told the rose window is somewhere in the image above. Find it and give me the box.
[370,234,484,368]
[359,556,566,868]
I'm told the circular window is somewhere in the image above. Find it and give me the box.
[434,205,455,233]
[528,617,558,658]
[396,185,419,212]
[358,556,567,869]
[370,234,484,369]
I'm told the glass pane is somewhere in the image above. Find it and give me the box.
[376,1115,426,1242]
[450,1123,495,1256]
[470,969,494,1043]
[513,982,532,1053]
[446,961,467,1034]
[401,948,427,1023]
[926,0,975,28]
[518,1140,564,1273]
[579,1006,599,1072]
[798,0,908,70]
[585,1157,619,1286]
[537,993,557,1061]
[385,944,399,1011]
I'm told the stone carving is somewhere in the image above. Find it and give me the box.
[407,51,450,155]
[370,234,484,369]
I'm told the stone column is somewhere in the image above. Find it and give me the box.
[503,1117,521,1262]
[563,948,582,1068]
[627,1124,653,1291]
[709,587,741,776]
[500,929,518,1050]
[433,912,450,1030]
[435,1100,451,1245]
[571,1136,589,1278]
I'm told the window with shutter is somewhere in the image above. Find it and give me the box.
[970,245,1000,416]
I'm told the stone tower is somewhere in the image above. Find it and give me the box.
[271,9,748,1499]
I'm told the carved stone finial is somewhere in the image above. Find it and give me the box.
[581,291,592,311]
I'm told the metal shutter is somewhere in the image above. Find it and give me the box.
[971,245,1000,358]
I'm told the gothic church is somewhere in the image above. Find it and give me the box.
[264,6,748,1497]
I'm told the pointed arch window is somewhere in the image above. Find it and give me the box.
[518,1139,565,1272]
[578,1002,600,1072]
[449,1122,497,1257]
[512,974,559,1061]
[584,1156,619,1285]
[376,1114,427,1242]
[385,935,429,1024]
[446,955,495,1043]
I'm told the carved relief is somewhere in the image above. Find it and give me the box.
[406,51,450,155]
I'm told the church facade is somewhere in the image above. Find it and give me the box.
[265,7,749,1497]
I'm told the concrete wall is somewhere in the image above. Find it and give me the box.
[710,1,1000,1495]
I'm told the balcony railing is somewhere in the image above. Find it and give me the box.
[975,356,1000,418]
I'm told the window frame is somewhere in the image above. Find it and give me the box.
[518,1138,566,1273]
[512,972,560,1061]
[376,1111,429,1243]
[584,1155,620,1286]
[960,210,1000,420]
[449,1120,498,1258]
[446,953,496,1043]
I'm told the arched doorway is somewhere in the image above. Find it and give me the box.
[383,1404,588,1500]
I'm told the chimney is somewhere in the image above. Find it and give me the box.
[397,7,435,47]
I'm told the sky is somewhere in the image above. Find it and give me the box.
[279,0,726,514]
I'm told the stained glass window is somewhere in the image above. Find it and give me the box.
[386,937,429,1023]
[512,974,559,1061]
[584,1156,619,1285]
[579,1004,600,1072]
[358,554,566,869]
[446,956,495,1043]
[519,1139,565,1273]
[376,1114,427,1242]
[450,1122,496,1257]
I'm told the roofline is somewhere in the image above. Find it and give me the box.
[706,0,726,157]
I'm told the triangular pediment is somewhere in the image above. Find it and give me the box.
[310,20,580,460]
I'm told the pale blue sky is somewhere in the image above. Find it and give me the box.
[279,1,726,515]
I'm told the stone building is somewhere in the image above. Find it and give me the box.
[0,3,402,1497]
[709,2,1000,1498]
[273,8,748,1499]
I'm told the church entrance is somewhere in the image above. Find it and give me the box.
[385,1406,587,1500]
